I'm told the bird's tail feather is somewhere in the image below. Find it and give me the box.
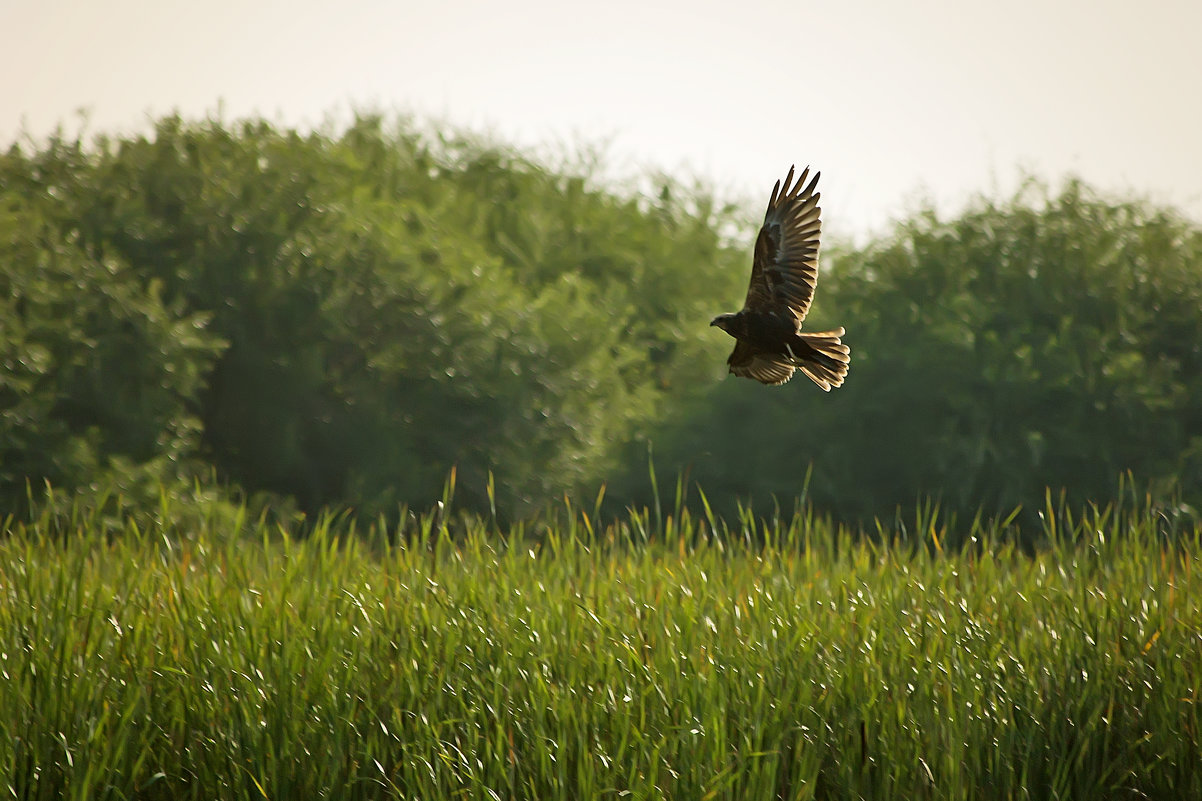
[793,328,850,391]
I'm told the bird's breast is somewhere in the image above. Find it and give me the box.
[736,310,799,348]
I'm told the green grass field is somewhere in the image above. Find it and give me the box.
[2,489,1199,800]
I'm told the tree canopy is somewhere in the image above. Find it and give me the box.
[655,179,1202,522]
[2,114,1199,525]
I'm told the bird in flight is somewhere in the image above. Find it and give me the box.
[710,166,849,389]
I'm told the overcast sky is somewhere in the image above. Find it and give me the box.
[4,0,1200,239]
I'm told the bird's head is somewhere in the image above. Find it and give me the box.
[710,313,736,334]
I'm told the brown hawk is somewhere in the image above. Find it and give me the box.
[710,165,849,389]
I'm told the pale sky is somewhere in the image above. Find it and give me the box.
[4,0,1200,239]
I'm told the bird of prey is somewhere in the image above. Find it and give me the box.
[710,166,849,389]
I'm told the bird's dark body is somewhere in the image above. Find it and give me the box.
[719,309,798,352]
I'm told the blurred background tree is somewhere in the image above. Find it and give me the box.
[2,113,1199,525]
[0,141,224,517]
[0,115,745,518]
[649,179,1202,523]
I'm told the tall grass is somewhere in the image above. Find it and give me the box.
[1,488,1199,800]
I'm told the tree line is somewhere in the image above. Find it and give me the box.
[2,114,1199,526]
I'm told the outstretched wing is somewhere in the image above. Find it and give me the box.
[727,341,796,385]
[741,165,822,323]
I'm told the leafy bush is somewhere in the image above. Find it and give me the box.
[0,146,224,514]
[3,115,1200,525]
[0,115,745,518]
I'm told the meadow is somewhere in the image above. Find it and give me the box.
[2,485,1199,800]
[6,112,1202,801]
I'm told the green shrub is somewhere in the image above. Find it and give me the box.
[0,116,745,518]
[0,151,225,514]
[4,116,1200,524]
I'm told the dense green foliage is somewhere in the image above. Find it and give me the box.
[2,113,1201,522]
[0,165,224,503]
[2,493,1199,799]
[6,111,1202,800]
[1,115,744,517]
[661,182,1202,521]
